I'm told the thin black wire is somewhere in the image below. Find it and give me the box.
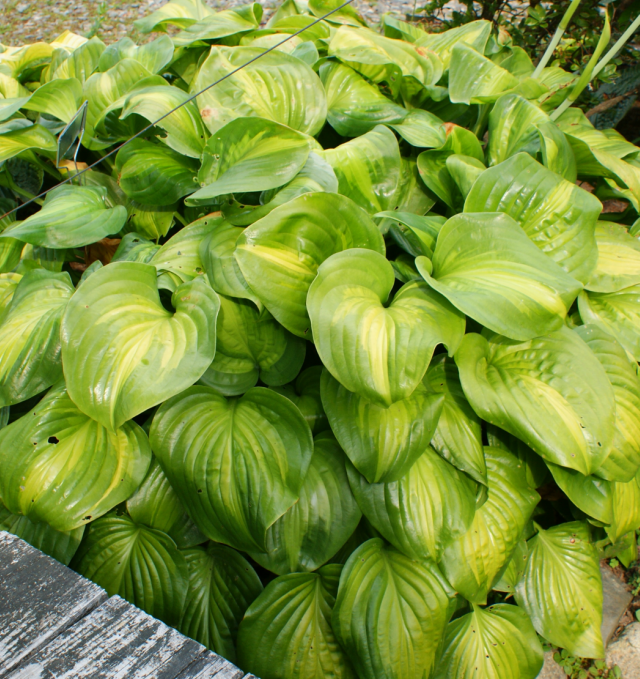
[0,0,356,222]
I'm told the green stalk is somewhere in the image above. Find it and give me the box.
[532,0,583,79]
[551,9,611,121]
[592,12,640,79]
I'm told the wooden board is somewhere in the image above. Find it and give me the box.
[4,595,207,678]
[0,531,107,674]
[174,652,245,679]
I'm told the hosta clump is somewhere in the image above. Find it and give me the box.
[1,1,640,677]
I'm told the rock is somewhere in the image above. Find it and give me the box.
[607,622,640,675]
[601,565,633,645]
[537,652,567,678]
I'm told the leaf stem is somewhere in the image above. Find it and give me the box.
[532,0,582,79]
[592,13,640,79]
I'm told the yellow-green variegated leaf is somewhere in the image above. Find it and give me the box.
[320,61,406,138]
[536,120,577,182]
[449,43,519,105]
[425,355,486,485]
[188,117,311,205]
[456,328,616,476]
[465,153,601,284]
[379,211,444,259]
[235,192,385,338]
[171,4,262,47]
[61,262,220,431]
[332,539,455,679]
[0,272,22,323]
[308,249,465,407]
[515,522,604,658]
[0,124,57,163]
[98,35,174,74]
[43,37,105,83]
[271,366,328,434]
[237,565,356,679]
[321,368,444,483]
[126,457,207,549]
[389,109,446,149]
[578,287,640,361]
[201,294,305,396]
[150,386,313,552]
[492,540,529,593]
[0,383,151,531]
[134,0,214,33]
[73,514,188,627]
[574,325,640,482]
[414,20,491,68]
[440,447,539,604]
[320,125,402,215]
[547,463,613,524]
[417,212,582,341]
[607,474,640,544]
[179,543,263,663]
[586,222,640,293]
[347,444,476,562]
[0,270,73,407]
[194,46,326,136]
[486,425,549,490]
[445,154,486,200]
[2,185,127,248]
[22,77,82,123]
[120,84,207,158]
[434,604,544,679]
[249,432,361,575]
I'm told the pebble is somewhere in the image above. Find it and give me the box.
[607,622,640,676]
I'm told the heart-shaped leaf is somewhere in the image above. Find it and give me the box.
[321,368,444,483]
[515,522,604,658]
[434,604,544,679]
[0,124,57,163]
[347,444,476,561]
[134,0,214,33]
[22,77,83,123]
[61,262,220,431]
[332,538,455,679]
[415,20,491,68]
[2,185,127,248]
[455,328,616,476]
[235,192,385,338]
[73,514,189,627]
[0,269,73,407]
[440,447,540,604]
[98,35,174,74]
[586,222,640,293]
[171,4,262,46]
[417,212,582,341]
[0,382,151,531]
[308,248,466,407]
[271,366,328,434]
[150,386,313,552]
[249,432,361,575]
[179,543,263,662]
[237,565,355,679]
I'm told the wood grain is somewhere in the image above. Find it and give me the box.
[174,651,245,679]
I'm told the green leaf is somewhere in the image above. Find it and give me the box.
[235,192,385,338]
[389,109,446,149]
[249,432,361,575]
[586,222,640,293]
[134,0,214,33]
[456,328,616,476]
[150,386,313,552]
[126,456,207,549]
[0,270,73,407]
[575,325,640,482]
[237,565,356,679]
[347,444,476,562]
[321,368,444,483]
[547,463,613,524]
[492,540,529,593]
[200,294,305,396]
[434,603,544,679]
[607,474,640,543]
[0,382,151,531]
[271,366,328,434]
[465,153,601,284]
[332,538,455,679]
[22,78,83,123]
[449,44,519,105]
[321,125,402,214]
[0,124,57,163]
[98,35,174,74]
[308,248,465,407]
[188,117,311,205]
[486,425,549,489]
[120,84,207,158]
[536,120,577,182]
[425,355,486,485]
[414,20,491,68]
[0,272,22,324]
[320,61,406,137]
[73,514,188,627]
[179,543,263,662]
[112,233,160,264]
[44,37,105,83]
[172,4,263,46]
[417,212,582,341]
[578,286,640,362]
[128,202,176,241]
[515,522,604,658]
[445,154,486,200]
[194,46,326,136]
[116,139,199,206]
[61,262,220,431]
[378,211,444,259]
[2,186,127,248]
[440,447,540,604]
[0,501,84,566]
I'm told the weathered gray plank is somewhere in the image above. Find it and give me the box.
[6,596,206,679]
[0,531,107,675]
[174,652,244,679]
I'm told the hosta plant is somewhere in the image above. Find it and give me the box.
[1,1,639,678]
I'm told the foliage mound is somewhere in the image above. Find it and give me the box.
[1,0,640,677]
